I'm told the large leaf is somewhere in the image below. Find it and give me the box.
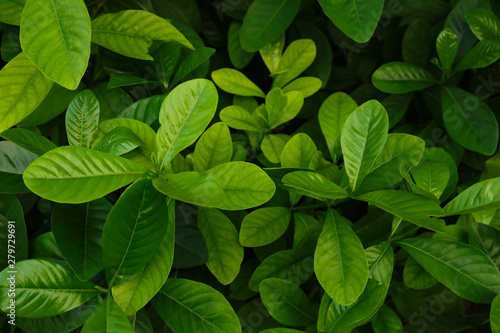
[0,0,26,25]
[0,141,37,193]
[81,296,134,333]
[239,0,301,52]
[52,198,112,281]
[0,52,53,133]
[198,208,243,285]
[65,89,100,148]
[315,209,368,306]
[211,68,265,97]
[455,39,500,71]
[112,199,175,316]
[282,171,348,201]
[0,128,57,156]
[260,278,317,327]
[318,92,357,162]
[372,62,438,94]
[240,207,291,247]
[465,8,500,41]
[102,178,170,286]
[318,0,384,43]
[91,10,193,60]
[23,146,147,203]
[281,133,317,169]
[444,178,500,215]
[208,162,276,210]
[194,122,232,172]
[274,39,316,88]
[0,259,98,318]
[152,278,241,333]
[397,238,500,303]
[156,79,218,169]
[356,190,445,232]
[20,0,91,89]
[341,100,389,192]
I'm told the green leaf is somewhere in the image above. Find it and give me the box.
[20,0,91,89]
[107,73,158,89]
[341,100,389,192]
[152,278,241,333]
[266,89,304,129]
[92,83,133,121]
[91,10,193,60]
[211,68,265,97]
[0,0,26,25]
[153,172,224,207]
[260,278,317,326]
[116,95,163,126]
[318,0,384,43]
[0,52,53,133]
[156,79,217,169]
[492,293,500,333]
[81,296,134,333]
[281,133,317,169]
[194,122,232,172]
[465,8,500,41]
[318,92,358,162]
[228,21,255,69]
[409,161,450,200]
[372,62,438,94]
[0,195,28,265]
[66,90,100,148]
[208,161,276,210]
[220,105,262,131]
[356,190,445,232]
[444,178,500,215]
[282,77,322,98]
[52,198,112,281]
[92,126,144,156]
[112,199,175,316]
[152,43,181,88]
[470,223,500,268]
[294,212,322,250]
[259,33,285,74]
[102,178,170,286]
[441,86,499,155]
[371,305,403,333]
[397,237,500,303]
[315,209,368,306]
[239,0,301,52]
[403,256,438,290]
[437,28,459,70]
[240,207,291,247]
[402,19,432,68]
[198,208,243,285]
[261,134,289,164]
[282,171,348,202]
[0,259,98,318]
[171,47,215,86]
[249,248,314,292]
[0,141,37,193]
[274,39,316,88]
[0,128,57,156]
[23,146,147,203]
[455,39,500,71]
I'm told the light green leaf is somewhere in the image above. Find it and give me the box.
[455,40,500,72]
[444,178,500,215]
[260,278,317,326]
[153,172,224,207]
[0,128,56,156]
[261,134,289,164]
[315,209,368,306]
[102,178,170,286]
[23,146,147,203]
[152,278,241,333]
[220,105,262,131]
[410,161,450,200]
[0,0,26,25]
[228,21,255,69]
[492,292,500,333]
[112,199,175,316]
[436,28,459,70]
[282,171,348,202]
[266,89,304,129]
[294,212,322,250]
[397,237,500,303]
[281,133,317,169]
[211,68,265,97]
[116,95,163,126]
[91,10,193,60]
[52,198,112,281]
[208,161,276,210]
[356,190,445,232]
[465,8,500,41]
[92,127,144,156]
[198,208,243,285]
[0,141,37,193]
[318,92,358,162]
[372,62,438,94]
[156,79,218,168]
[66,90,100,148]
[318,0,384,43]
[20,0,91,89]
[274,39,316,88]
[259,33,285,74]
[0,259,98,318]
[371,305,403,333]
[194,122,232,172]
[240,207,291,247]
[239,0,300,52]
[81,296,134,333]
[282,77,322,98]
[171,47,215,86]
[341,100,389,192]
[403,256,438,290]
[441,86,498,155]
[0,52,53,133]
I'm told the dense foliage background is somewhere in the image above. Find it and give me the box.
[1,0,500,332]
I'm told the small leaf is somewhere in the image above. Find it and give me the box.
[228,22,255,69]
[444,178,500,215]
[259,33,285,74]
[436,28,459,70]
[107,73,159,89]
[372,62,438,94]
[371,305,403,333]
[282,171,348,201]
[282,77,322,98]
[274,39,316,88]
[194,122,232,172]
[261,134,289,164]
[92,126,144,156]
[81,296,134,333]
[1,128,57,156]
[66,90,100,148]
[465,8,500,41]
[455,39,500,71]
[211,68,265,97]
[240,207,291,247]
